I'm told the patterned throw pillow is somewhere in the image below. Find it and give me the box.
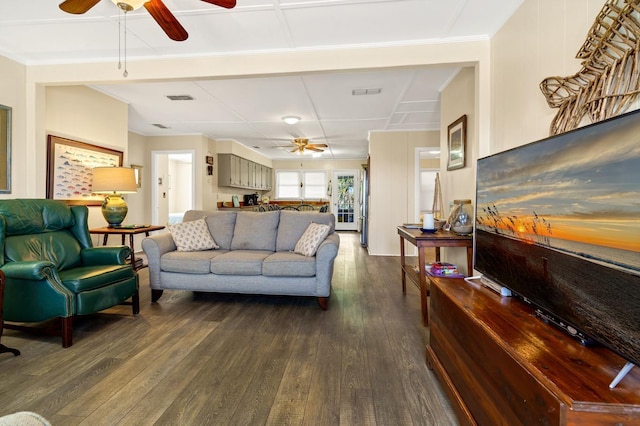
[294,222,331,257]
[169,218,219,252]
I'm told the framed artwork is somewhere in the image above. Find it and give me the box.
[131,164,143,188]
[232,195,240,208]
[46,135,123,205]
[447,115,467,171]
[206,155,214,165]
[0,104,11,194]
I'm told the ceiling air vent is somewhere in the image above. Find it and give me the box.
[166,95,195,101]
[352,88,382,96]
[152,123,170,129]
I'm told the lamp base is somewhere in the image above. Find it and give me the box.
[102,193,128,227]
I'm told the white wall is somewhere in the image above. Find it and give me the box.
[368,130,439,255]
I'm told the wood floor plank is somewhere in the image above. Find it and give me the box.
[0,233,457,425]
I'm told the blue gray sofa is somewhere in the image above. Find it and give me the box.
[141,210,340,309]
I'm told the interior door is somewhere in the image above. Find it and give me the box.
[332,170,359,231]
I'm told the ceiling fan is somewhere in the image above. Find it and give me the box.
[290,138,328,154]
[59,0,236,41]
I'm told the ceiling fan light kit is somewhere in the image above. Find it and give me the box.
[111,0,146,11]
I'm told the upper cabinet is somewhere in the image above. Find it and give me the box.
[218,154,272,190]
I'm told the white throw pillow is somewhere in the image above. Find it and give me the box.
[294,222,331,257]
[169,218,219,252]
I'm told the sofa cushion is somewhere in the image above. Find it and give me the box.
[263,252,316,277]
[294,222,331,256]
[205,211,237,250]
[161,250,228,274]
[169,218,219,251]
[230,211,280,251]
[276,211,335,252]
[210,250,272,275]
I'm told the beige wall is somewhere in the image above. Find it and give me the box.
[0,56,26,198]
[46,85,131,232]
[439,67,476,275]
[368,130,439,255]
[490,0,606,154]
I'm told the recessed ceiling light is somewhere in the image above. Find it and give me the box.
[282,116,301,125]
[312,152,322,158]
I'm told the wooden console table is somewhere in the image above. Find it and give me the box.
[427,276,640,425]
[397,226,472,325]
[90,225,165,271]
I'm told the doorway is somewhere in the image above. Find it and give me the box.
[332,170,359,231]
[151,150,194,226]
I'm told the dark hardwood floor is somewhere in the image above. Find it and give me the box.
[0,232,457,425]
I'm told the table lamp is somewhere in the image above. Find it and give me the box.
[92,166,138,227]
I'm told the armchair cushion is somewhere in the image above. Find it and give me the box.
[59,265,136,293]
[4,231,82,270]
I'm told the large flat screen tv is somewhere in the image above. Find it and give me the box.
[475,110,640,367]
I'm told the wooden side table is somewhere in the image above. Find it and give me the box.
[397,226,473,326]
[89,225,165,271]
[0,270,20,356]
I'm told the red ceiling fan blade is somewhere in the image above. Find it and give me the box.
[201,0,236,9]
[59,0,101,14]
[144,0,189,41]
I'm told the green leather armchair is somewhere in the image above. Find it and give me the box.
[0,199,139,347]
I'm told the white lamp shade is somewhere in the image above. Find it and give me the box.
[92,167,138,194]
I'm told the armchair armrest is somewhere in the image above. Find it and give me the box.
[81,246,131,266]
[1,260,57,281]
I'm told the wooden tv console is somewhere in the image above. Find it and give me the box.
[426,276,640,425]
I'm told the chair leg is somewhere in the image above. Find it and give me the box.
[61,317,73,348]
[132,290,140,315]
[0,344,20,356]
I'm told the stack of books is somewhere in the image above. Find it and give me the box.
[427,262,462,277]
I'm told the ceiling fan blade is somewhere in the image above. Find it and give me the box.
[59,0,101,14]
[145,0,189,41]
[308,143,328,148]
[307,146,324,152]
[201,0,237,9]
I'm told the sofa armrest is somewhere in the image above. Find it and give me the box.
[142,233,177,289]
[314,232,340,297]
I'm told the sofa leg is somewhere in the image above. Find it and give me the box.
[61,317,73,348]
[151,289,164,303]
[132,290,140,314]
[317,297,328,310]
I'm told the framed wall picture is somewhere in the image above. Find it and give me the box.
[0,104,11,194]
[447,115,467,171]
[232,195,240,208]
[46,135,123,205]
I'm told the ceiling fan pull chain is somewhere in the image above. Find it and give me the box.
[123,10,129,78]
